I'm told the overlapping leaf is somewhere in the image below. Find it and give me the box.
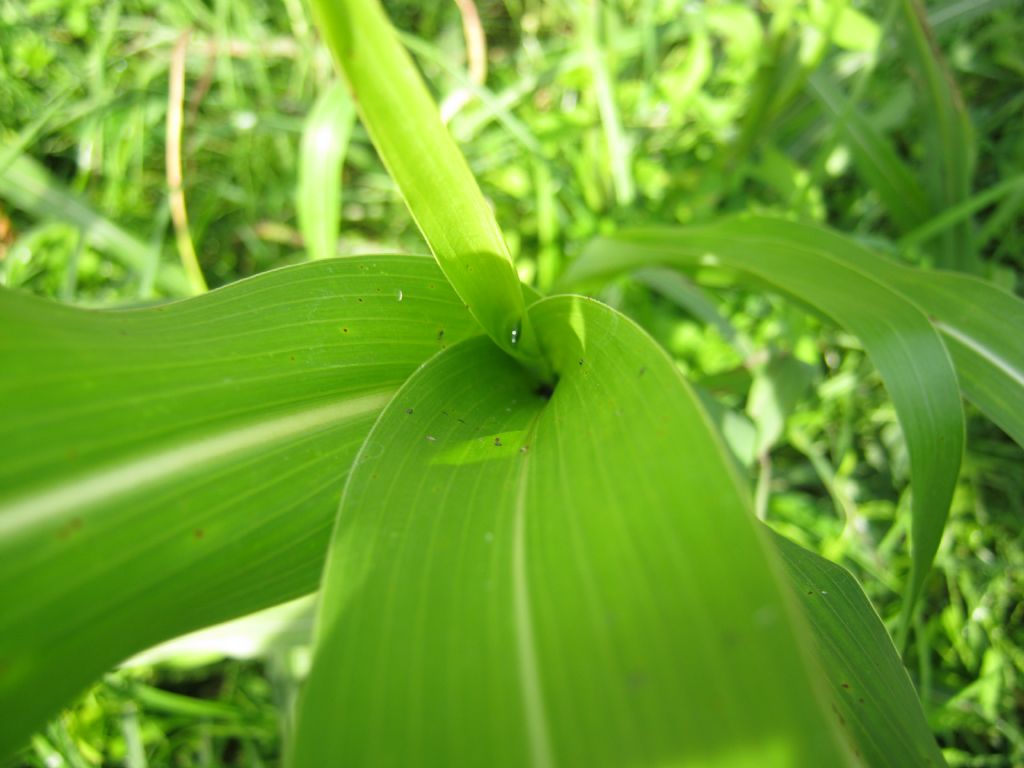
[0,255,480,755]
[732,217,1024,449]
[292,296,854,767]
[563,215,965,624]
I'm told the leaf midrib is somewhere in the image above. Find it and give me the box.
[0,390,394,540]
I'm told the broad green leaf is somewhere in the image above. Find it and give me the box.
[563,215,965,626]
[0,152,189,296]
[297,82,356,261]
[292,297,854,767]
[772,532,947,767]
[310,0,544,369]
[0,255,480,755]
[808,73,931,232]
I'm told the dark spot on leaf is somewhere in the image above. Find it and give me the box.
[626,672,648,690]
[457,418,466,424]
[437,329,445,341]
[534,383,554,400]
[406,408,414,414]
[58,518,84,539]
[494,437,503,447]
[342,327,349,333]
[829,703,847,726]
[578,358,584,366]
[638,366,647,377]
[357,297,364,303]
[520,445,530,453]
[858,698,865,704]
[289,355,295,362]
[841,683,850,689]
[375,287,381,293]
[194,529,204,539]
[441,410,448,417]
[807,590,814,595]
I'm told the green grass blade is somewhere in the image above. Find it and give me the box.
[309,0,543,369]
[771,532,947,767]
[928,0,1016,28]
[896,0,977,272]
[898,173,1024,251]
[808,72,931,232]
[564,216,965,634]
[297,82,355,261]
[0,153,189,295]
[292,297,853,766]
[0,255,480,755]
[579,2,634,207]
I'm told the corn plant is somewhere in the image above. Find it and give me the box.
[2,0,1022,765]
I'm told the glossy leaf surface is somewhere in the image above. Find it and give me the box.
[293,296,853,767]
[0,255,480,754]
[564,216,965,618]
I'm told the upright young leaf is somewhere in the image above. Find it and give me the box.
[564,216,965,630]
[0,256,479,755]
[297,82,356,261]
[310,0,544,369]
[292,297,854,767]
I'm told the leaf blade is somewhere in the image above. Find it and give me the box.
[292,297,855,766]
[0,255,479,755]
